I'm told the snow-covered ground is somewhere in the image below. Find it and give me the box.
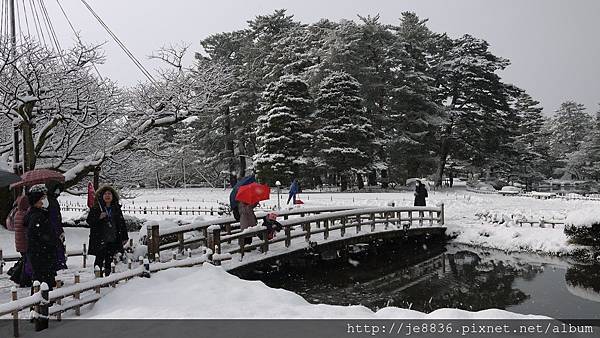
[2,187,597,321]
[56,187,598,256]
[75,264,545,320]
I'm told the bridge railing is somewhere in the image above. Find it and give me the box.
[148,204,445,264]
[147,206,357,257]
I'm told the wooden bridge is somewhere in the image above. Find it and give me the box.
[0,204,445,337]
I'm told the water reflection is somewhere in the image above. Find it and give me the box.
[565,264,600,303]
[245,242,600,317]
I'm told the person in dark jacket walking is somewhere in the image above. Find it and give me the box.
[86,186,129,277]
[45,181,67,270]
[25,184,58,290]
[414,180,428,207]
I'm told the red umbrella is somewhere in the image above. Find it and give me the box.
[235,183,271,205]
[87,182,96,209]
[10,169,65,189]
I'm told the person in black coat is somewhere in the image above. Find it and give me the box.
[45,181,67,270]
[86,186,129,277]
[414,180,428,207]
[25,184,58,290]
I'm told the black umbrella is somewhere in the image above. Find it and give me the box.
[0,169,21,188]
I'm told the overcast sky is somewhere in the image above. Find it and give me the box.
[37,0,600,115]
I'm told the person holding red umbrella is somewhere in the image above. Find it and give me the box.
[235,182,271,245]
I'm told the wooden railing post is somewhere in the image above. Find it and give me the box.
[285,224,291,247]
[151,224,160,261]
[74,274,81,316]
[146,224,154,260]
[95,266,102,294]
[142,258,151,278]
[409,211,413,227]
[177,233,185,253]
[304,222,311,242]
[341,217,346,237]
[261,228,269,254]
[370,213,376,232]
[324,219,329,240]
[208,226,222,265]
[55,280,63,321]
[385,212,390,230]
[111,263,116,287]
[225,222,232,244]
[35,283,49,331]
[356,215,361,233]
[439,203,445,225]
[82,243,87,268]
[429,211,434,226]
[11,286,19,337]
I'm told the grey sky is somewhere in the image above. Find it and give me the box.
[40,0,600,115]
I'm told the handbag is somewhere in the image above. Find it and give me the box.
[9,256,33,287]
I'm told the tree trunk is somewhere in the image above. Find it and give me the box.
[435,124,453,187]
[21,122,35,172]
[357,173,364,190]
[340,173,348,192]
[224,107,237,187]
[381,169,389,189]
[367,170,377,186]
[93,167,100,190]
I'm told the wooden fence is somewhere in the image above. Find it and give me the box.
[516,218,565,228]
[60,204,230,216]
[0,255,212,337]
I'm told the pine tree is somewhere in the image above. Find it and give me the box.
[432,34,513,186]
[548,101,591,178]
[254,75,313,185]
[314,72,375,191]
[509,93,550,189]
[568,105,600,180]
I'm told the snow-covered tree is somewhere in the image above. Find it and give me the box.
[254,75,313,185]
[567,105,600,180]
[547,101,591,177]
[432,34,513,186]
[314,72,375,191]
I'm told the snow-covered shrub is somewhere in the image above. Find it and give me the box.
[564,208,600,246]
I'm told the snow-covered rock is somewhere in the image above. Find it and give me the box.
[565,208,600,229]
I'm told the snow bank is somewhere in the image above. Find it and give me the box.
[79,265,546,320]
[565,208,600,228]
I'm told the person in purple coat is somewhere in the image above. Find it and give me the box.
[45,181,67,270]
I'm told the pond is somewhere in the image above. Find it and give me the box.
[236,241,600,319]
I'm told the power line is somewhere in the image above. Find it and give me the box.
[27,0,45,46]
[55,0,103,81]
[38,0,62,52]
[22,0,32,39]
[79,0,156,83]
[81,0,155,83]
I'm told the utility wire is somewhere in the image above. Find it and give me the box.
[55,0,103,81]
[79,0,155,83]
[22,0,32,39]
[38,0,62,53]
[27,0,45,47]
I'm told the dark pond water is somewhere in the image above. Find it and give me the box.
[240,242,600,319]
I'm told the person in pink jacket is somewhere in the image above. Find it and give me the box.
[14,195,30,254]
